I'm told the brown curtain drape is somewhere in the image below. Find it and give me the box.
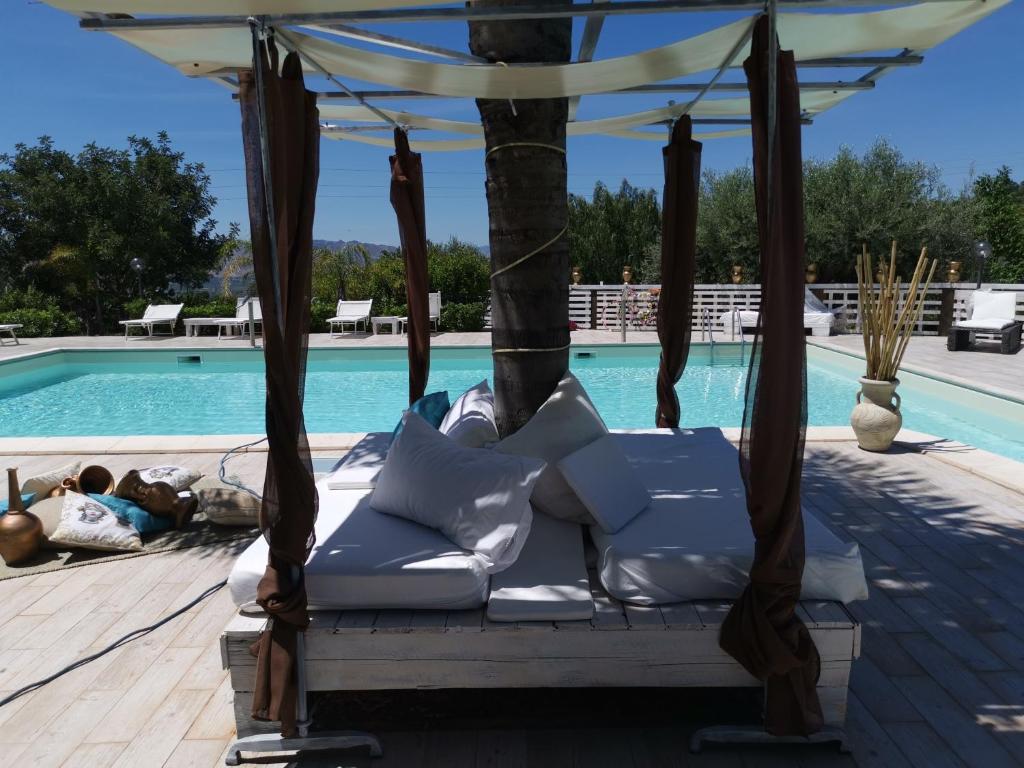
[718,14,822,737]
[239,38,320,739]
[655,116,701,428]
[390,128,430,405]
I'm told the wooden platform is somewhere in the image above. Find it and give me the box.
[222,594,860,740]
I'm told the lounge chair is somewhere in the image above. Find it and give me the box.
[215,298,262,340]
[398,292,442,334]
[0,324,23,346]
[948,290,1021,354]
[720,288,837,338]
[119,303,184,340]
[327,299,372,336]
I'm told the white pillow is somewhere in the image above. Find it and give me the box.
[196,484,261,527]
[49,491,142,552]
[494,372,608,524]
[439,380,499,448]
[370,411,545,573]
[21,461,81,498]
[558,435,652,534]
[137,465,202,491]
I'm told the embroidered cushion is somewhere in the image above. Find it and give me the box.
[49,491,142,552]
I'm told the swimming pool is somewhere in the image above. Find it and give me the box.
[1,344,1022,460]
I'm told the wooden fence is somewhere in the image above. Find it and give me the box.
[484,283,1023,336]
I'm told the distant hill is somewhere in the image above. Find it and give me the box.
[313,239,396,259]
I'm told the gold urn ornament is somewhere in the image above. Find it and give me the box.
[571,266,582,285]
[947,260,962,283]
[805,263,818,284]
[622,265,633,284]
[0,468,43,565]
[730,265,744,285]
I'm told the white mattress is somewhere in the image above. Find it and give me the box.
[324,432,391,489]
[720,309,834,330]
[487,510,594,622]
[592,430,869,605]
[228,481,490,610]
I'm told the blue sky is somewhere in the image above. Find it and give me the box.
[5,1,1022,247]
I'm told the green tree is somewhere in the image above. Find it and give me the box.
[426,237,490,304]
[312,243,369,302]
[973,167,1024,282]
[695,166,759,283]
[568,180,662,284]
[0,134,234,333]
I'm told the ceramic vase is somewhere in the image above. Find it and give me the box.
[850,377,902,452]
[0,468,43,565]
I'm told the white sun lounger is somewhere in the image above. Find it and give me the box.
[0,324,23,346]
[948,290,1021,354]
[327,299,373,336]
[118,303,184,340]
[720,289,836,338]
[398,291,442,334]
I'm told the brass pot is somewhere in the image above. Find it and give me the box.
[730,265,744,285]
[805,263,818,284]
[571,266,582,285]
[0,468,43,565]
[947,260,962,283]
[622,265,633,284]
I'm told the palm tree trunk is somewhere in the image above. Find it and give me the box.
[469,2,572,437]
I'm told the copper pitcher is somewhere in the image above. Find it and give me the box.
[61,465,115,496]
[0,468,43,565]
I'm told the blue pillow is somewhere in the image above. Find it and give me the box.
[0,493,36,514]
[392,391,451,441]
[89,493,174,534]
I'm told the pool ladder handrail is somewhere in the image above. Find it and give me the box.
[700,307,715,348]
[730,307,747,360]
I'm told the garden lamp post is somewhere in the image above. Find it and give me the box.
[129,257,144,297]
[973,240,991,289]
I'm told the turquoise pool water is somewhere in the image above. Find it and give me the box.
[1,345,1022,460]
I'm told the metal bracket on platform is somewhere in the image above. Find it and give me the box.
[224,731,383,765]
[689,725,851,754]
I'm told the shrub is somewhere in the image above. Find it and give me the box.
[310,297,337,332]
[440,302,485,332]
[181,298,237,320]
[0,308,81,337]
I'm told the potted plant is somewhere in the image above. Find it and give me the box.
[851,242,936,452]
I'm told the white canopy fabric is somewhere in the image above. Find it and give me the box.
[48,0,1009,151]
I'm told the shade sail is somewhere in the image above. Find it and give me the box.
[240,40,320,738]
[719,15,821,736]
[49,0,444,12]
[108,0,1006,91]
[655,116,701,429]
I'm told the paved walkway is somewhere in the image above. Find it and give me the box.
[1,443,1023,767]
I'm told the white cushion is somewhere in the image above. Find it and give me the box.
[970,290,1017,322]
[49,491,142,552]
[137,465,202,491]
[558,435,652,534]
[439,380,499,448]
[21,461,81,498]
[228,483,490,611]
[324,433,391,490]
[371,411,545,574]
[591,430,869,605]
[494,372,609,524]
[957,318,1016,331]
[487,511,593,622]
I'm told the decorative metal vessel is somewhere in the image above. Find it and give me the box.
[622,265,633,284]
[0,468,43,565]
[947,260,962,283]
[571,266,582,285]
[730,265,743,285]
[805,263,818,284]
[61,465,115,495]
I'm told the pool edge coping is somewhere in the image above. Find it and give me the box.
[1,427,1021,497]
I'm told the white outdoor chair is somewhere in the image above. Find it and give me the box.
[327,299,373,336]
[119,303,184,340]
[0,324,23,346]
[213,297,262,339]
[429,291,442,331]
[948,290,1021,354]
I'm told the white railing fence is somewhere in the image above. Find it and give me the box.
[483,283,1024,336]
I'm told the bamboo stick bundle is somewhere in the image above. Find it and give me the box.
[855,242,937,382]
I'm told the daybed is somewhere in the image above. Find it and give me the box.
[222,428,864,751]
[720,289,836,338]
[948,289,1021,354]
